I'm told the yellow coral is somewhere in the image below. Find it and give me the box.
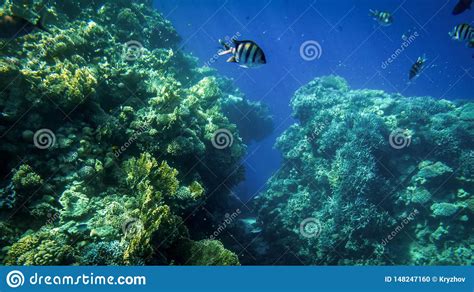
[4,231,73,265]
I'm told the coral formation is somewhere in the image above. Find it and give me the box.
[256,76,473,265]
[0,0,272,265]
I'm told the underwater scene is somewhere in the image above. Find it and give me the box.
[0,0,473,266]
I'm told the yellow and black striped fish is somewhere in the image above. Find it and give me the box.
[218,39,266,68]
[409,55,427,80]
[449,23,474,41]
[369,9,393,26]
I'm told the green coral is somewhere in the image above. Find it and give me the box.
[256,75,473,265]
[0,0,273,266]
[186,240,240,266]
[4,230,74,265]
[431,203,462,217]
[12,164,43,193]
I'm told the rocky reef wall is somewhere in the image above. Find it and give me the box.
[0,0,272,265]
[256,76,473,265]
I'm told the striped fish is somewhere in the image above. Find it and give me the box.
[449,23,474,41]
[369,9,393,26]
[409,55,427,80]
[218,39,266,68]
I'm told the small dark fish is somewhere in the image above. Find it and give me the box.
[77,223,89,232]
[218,39,266,68]
[369,9,393,26]
[449,23,474,41]
[0,15,50,39]
[452,0,472,15]
[469,39,474,48]
[409,55,427,80]
[0,112,11,124]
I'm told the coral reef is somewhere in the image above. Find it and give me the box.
[0,0,271,265]
[256,76,473,265]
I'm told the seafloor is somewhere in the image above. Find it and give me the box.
[0,0,472,266]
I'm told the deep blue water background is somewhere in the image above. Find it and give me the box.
[153,0,473,201]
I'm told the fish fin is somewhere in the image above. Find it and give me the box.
[219,39,230,50]
[233,39,254,46]
[218,49,232,56]
[226,56,237,63]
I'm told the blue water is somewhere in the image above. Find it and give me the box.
[154,0,474,201]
